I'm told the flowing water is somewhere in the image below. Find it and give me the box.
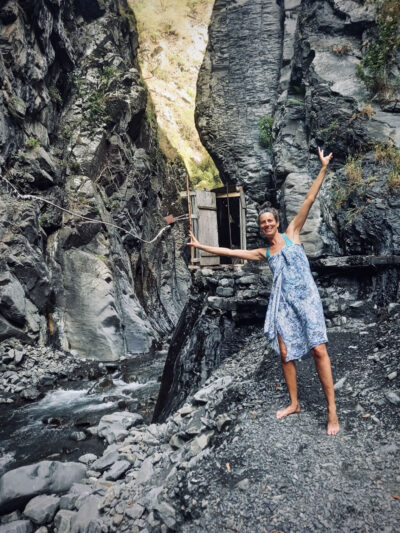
[0,351,166,475]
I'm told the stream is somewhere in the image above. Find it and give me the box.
[0,349,167,476]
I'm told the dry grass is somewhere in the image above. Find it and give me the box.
[360,104,375,119]
[332,43,351,55]
[345,155,363,184]
[374,140,400,189]
[349,103,375,123]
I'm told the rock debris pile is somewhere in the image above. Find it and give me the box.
[0,341,102,405]
[1,315,399,532]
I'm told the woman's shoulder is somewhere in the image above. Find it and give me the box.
[284,226,302,245]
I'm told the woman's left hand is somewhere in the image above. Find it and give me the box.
[318,146,333,168]
[187,230,200,248]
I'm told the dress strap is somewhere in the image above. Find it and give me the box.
[282,233,294,246]
[266,247,270,259]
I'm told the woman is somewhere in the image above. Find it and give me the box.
[188,147,339,435]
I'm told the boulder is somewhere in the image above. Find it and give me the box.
[23,494,60,525]
[0,520,33,533]
[103,460,131,481]
[97,411,143,444]
[0,461,86,514]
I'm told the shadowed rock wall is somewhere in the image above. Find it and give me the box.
[0,0,191,359]
[195,0,284,247]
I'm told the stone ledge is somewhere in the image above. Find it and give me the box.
[310,255,400,270]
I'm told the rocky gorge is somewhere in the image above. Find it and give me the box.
[0,0,400,532]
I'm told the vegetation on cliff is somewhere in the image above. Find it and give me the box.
[358,0,400,99]
[129,0,222,189]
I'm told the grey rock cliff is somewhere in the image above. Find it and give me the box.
[196,0,400,258]
[0,0,191,358]
[196,0,284,247]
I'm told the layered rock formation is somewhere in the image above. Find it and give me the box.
[0,0,190,359]
[196,0,400,257]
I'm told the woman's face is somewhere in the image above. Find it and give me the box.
[259,212,279,239]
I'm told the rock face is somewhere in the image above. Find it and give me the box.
[154,264,271,421]
[196,0,283,247]
[197,0,400,258]
[0,0,190,358]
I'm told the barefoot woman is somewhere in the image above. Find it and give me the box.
[188,147,340,435]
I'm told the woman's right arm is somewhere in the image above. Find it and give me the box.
[187,231,266,262]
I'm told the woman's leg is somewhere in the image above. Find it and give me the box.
[311,344,340,435]
[276,333,301,418]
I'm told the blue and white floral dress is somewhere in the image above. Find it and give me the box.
[263,233,328,362]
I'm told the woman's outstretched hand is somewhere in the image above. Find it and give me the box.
[318,146,333,168]
[187,230,200,248]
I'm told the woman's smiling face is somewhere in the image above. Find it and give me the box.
[259,211,279,239]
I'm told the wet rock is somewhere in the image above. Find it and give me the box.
[104,460,131,481]
[0,461,86,514]
[136,457,154,485]
[0,520,33,533]
[69,431,87,442]
[125,503,145,520]
[78,454,97,465]
[42,417,62,427]
[91,451,120,472]
[87,377,114,395]
[97,411,143,444]
[23,494,60,525]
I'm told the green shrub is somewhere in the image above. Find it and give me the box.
[258,116,274,149]
[316,120,339,140]
[49,86,62,105]
[38,214,49,226]
[357,0,400,97]
[101,66,120,85]
[344,155,363,185]
[190,153,222,190]
[70,160,80,173]
[332,154,369,210]
[25,138,40,149]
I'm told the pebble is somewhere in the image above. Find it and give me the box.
[384,390,400,405]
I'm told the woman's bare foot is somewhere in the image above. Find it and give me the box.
[327,406,340,435]
[276,403,301,419]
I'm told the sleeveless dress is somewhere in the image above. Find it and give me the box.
[263,233,328,362]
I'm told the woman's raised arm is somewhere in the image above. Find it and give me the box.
[187,231,266,262]
[287,147,333,238]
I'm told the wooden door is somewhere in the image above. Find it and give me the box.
[191,190,220,266]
